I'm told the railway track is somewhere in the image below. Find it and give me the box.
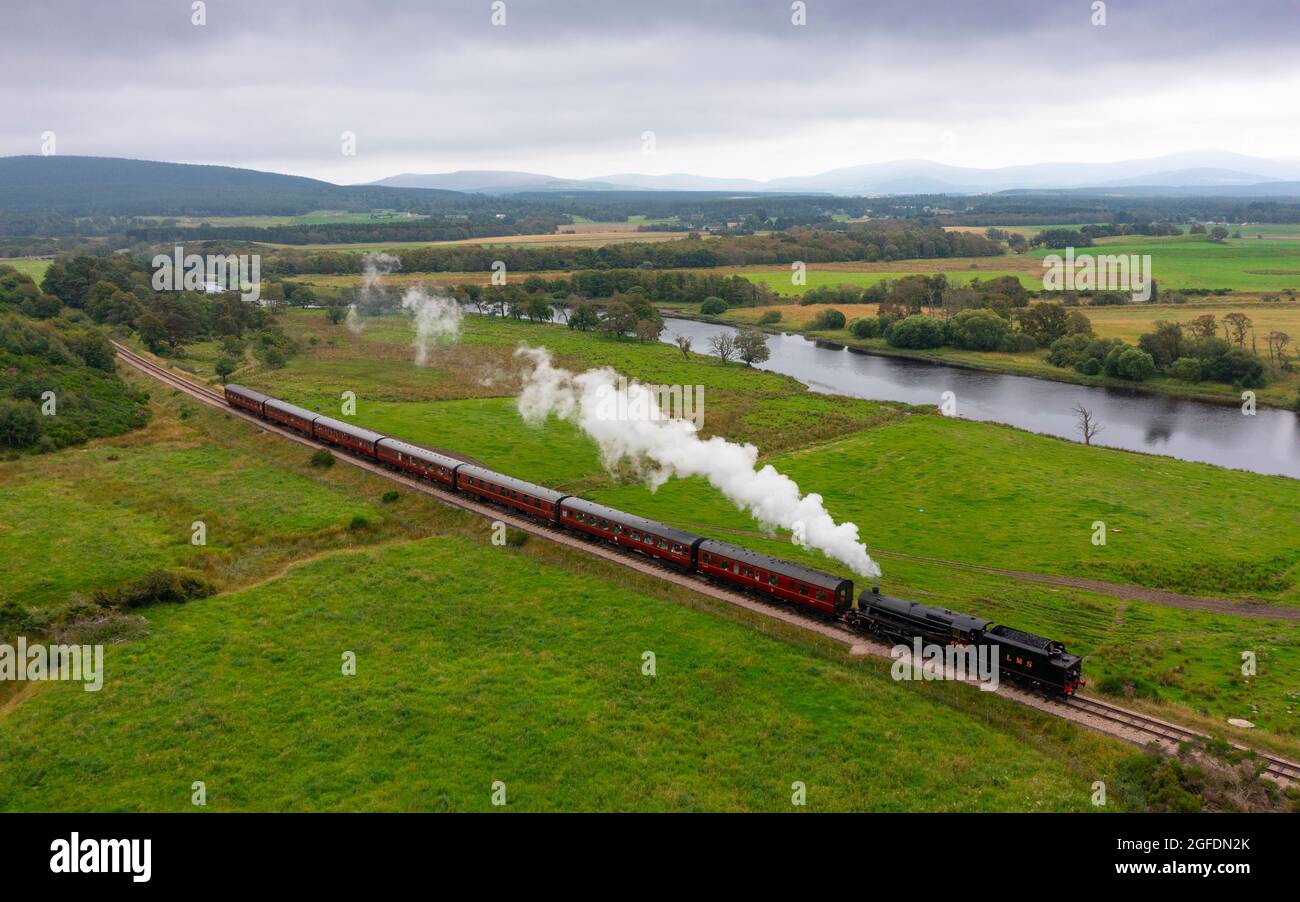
[112,341,1300,787]
[1058,695,1300,785]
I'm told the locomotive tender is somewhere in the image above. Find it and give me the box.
[224,384,1083,695]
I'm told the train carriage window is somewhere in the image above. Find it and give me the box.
[767,574,778,586]
[656,539,667,550]
[798,584,809,595]
[741,567,753,578]
[630,531,641,541]
[701,552,711,563]
[671,544,682,554]
[612,525,622,534]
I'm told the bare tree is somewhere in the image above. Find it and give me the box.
[674,334,692,358]
[1265,330,1290,362]
[709,331,737,363]
[1073,403,1103,446]
[1223,312,1252,348]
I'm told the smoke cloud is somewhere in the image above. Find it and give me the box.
[514,345,881,579]
[400,286,463,366]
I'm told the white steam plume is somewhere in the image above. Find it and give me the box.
[350,252,402,333]
[401,286,463,365]
[514,345,881,579]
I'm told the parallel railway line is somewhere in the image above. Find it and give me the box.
[112,340,1300,787]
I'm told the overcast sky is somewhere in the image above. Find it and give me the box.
[4,0,1299,184]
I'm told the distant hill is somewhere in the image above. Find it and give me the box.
[370,151,1300,196]
[0,155,461,217]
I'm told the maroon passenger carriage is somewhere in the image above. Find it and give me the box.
[312,414,384,457]
[263,397,319,436]
[223,383,269,416]
[455,464,568,523]
[696,539,854,615]
[559,497,703,569]
[376,438,460,488]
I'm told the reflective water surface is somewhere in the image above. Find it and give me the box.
[660,318,1300,479]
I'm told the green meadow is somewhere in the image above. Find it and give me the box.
[149,309,1300,754]
[0,367,1139,811]
[0,258,52,281]
[1031,232,1300,293]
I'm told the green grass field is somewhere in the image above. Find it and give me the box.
[0,364,1143,811]
[0,258,52,282]
[138,309,1300,754]
[1030,233,1300,293]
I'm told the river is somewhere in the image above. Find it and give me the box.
[660,318,1300,480]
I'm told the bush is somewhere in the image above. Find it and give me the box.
[1202,348,1265,388]
[309,448,335,468]
[1047,333,1091,368]
[850,317,880,339]
[885,314,946,349]
[348,515,369,531]
[756,310,782,325]
[1168,357,1202,383]
[699,297,728,315]
[811,308,846,330]
[381,490,400,503]
[91,569,215,609]
[947,308,1010,351]
[1105,346,1156,381]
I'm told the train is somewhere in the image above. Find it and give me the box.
[225,383,1084,696]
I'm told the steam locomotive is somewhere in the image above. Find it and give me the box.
[225,384,1083,695]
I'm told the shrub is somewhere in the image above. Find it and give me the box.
[1047,333,1091,368]
[381,490,400,503]
[91,568,215,609]
[1168,356,1202,383]
[756,310,782,325]
[1105,346,1156,381]
[947,308,1010,351]
[504,529,529,547]
[348,515,369,531]
[1089,291,1128,306]
[699,297,728,315]
[309,448,335,468]
[850,317,880,339]
[1202,348,1265,388]
[885,314,946,349]
[811,308,846,330]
